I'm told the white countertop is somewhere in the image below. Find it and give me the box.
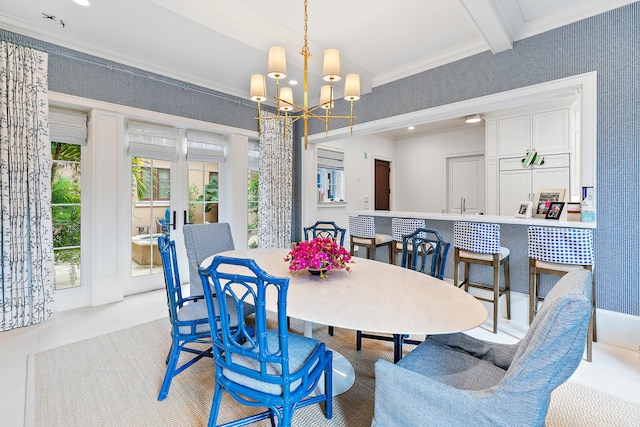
[352,210,596,229]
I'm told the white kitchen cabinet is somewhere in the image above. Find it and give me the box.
[532,109,570,154]
[486,159,498,215]
[497,115,530,157]
[499,169,531,216]
[498,154,570,216]
[488,108,570,158]
[485,105,573,216]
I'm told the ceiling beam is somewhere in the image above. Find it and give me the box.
[457,0,513,54]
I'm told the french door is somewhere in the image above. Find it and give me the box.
[126,124,224,295]
[130,157,172,279]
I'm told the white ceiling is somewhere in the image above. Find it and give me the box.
[0,0,635,136]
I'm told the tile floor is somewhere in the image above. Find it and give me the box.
[1,288,639,427]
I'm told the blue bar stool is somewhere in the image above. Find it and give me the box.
[528,226,596,361]
[453,222,511,334]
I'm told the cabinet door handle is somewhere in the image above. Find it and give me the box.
[172,210,177,230]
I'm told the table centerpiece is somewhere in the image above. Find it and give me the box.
[285,236,353,279]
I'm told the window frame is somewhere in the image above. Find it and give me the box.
[316,148,346,204]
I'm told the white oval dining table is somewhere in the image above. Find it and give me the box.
[201,248,487,396]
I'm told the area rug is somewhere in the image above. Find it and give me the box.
[30,318,640,426]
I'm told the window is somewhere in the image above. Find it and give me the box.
[140,166,170,201]
[188,166,219,224]
[186,130,225,225]
[52,142,82,289]
[248,141,260,248]
[49,106,87,290]
[317,148,345,203]
[50,107,87,290]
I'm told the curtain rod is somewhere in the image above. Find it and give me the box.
[0,28,264,111]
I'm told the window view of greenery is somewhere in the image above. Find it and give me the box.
[248,170,259,248]
[51,142,81,290]
[188,161,219,224]
[131,157,170,277]
[140,166,170,201]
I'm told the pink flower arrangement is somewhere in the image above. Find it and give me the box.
[285,236,353,278]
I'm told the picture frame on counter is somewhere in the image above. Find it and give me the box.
[515,201,533,219]
[534,189,566,218]
[545,202,565,220]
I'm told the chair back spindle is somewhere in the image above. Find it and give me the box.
[304,221,346,246]
[401,228,451,280]
[198,256,333,426]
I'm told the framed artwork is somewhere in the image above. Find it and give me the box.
[515,201,533,219]
[534,189,566,218]
[545,201,565,220]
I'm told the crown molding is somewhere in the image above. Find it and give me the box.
[373,40,487,88]
[515,0,637,40]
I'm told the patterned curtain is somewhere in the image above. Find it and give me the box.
[0,41,55,330]
[257,111,293,248]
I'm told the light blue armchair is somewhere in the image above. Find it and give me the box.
[372,268,592,427]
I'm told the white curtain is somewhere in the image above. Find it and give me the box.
[257,111,293,248]
[0,41,55,330]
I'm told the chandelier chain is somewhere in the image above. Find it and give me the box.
[301,0,311,57]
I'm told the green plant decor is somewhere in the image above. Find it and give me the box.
[195,175,219,213]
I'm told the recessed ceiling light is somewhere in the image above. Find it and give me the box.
[73,0,91,6]
[289,80,298,85]
[408,126,415,130]
[465,114,482,124]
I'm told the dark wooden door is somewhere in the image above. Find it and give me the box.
[375,159,390,210]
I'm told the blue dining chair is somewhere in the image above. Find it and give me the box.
[303,221,346,336]
[303,221,346,246]
[401,228,451,280]
[157,234,212,401]
[357,228,451,363]
[198,255,333,427]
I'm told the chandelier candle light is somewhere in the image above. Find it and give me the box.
[250,0,360,149]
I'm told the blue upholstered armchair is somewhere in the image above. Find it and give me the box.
[372,269,592,427]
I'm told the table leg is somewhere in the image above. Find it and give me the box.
[304,321,355,396]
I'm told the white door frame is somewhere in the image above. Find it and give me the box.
[444,152,485,214]
[48,92,256,309]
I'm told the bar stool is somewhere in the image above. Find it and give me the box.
[528,226,596,361]
[453,221,511,334]
[348,215,393,263]
[391,217,426,265]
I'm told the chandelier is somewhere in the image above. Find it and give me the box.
[249,0,360,149]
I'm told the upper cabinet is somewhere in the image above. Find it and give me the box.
[532,109,570,154]
[485,96,579,216]
[497,115,531,156]
[487,108,570,158]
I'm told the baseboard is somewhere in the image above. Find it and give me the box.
[595,309,640,353]
[443,282,640,352]
[24,353,35,427]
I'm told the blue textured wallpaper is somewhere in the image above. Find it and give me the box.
[311,4,640,316]
[1,3,638,315]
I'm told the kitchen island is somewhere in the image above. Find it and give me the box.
[350,210,596,322]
